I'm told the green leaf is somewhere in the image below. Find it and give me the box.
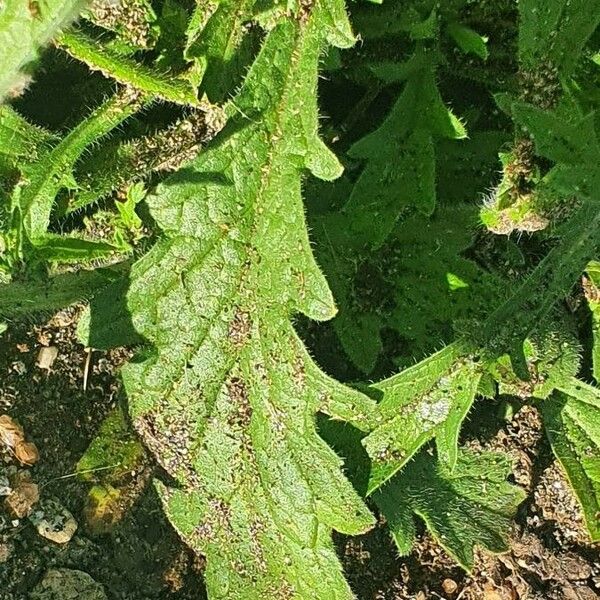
[475,202,600,359]
[362,343,482,493]
[185,0,260,102]
[102,6,378,598]
[542,378,600,541]
[373,449,526,570]
[0,106,57,172]
[0,0,85,102]
[518,0,600,74]
[77,406,146,484]
[489,323,581,400]
[0,262,128,319]
[57,29,200,106]
[447,22,488,60]
[67,108,225,213]
[345,49,466,247]
[84,0,158,51]
[14,87,146,241]
[29,233,127,264]
[313,203,501,374]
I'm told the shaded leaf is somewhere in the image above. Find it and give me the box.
[373,449,525,569]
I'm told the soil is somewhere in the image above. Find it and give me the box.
[1,309,599,599]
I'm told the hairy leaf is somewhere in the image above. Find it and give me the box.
[314,203,500,374]
[344,48,466,247]
[518,0,600,74]
[57,29,199,106]
[476,202,600,359]
[109,6,380,599]
[185,0,260,102]
[585,261,600,382]
[14,87,145,241]
[373,449,525,569]
[0,0,85,102]
[542,378,600,541]
[362,343,482,492]
[0,262,128,318]
[489,323,581,400]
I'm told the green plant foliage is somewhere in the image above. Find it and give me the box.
[542,378,600,541]
[14,87,145,241]
[77,406,146,484]
[0,0,85,101]
[362,344,482,492]
[585,262,600,382]
[518,0,600,75]
[0,262,128,319]
[343,46,466,247]
[112,5,379,598]
[185,0,260,102]
[57,29,200,106]
[373,449,526,569]
[2,0,600,591]
[314,202,501,373]
[489,323,582,400]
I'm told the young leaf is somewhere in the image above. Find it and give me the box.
[344,48,466,247]
[373,449,525,570]
[447,22,488,60]
[542,378,600,541]
[14,87,146,240]
[362,343,482,493]
[108,6,378,599]
[0,0,85,101]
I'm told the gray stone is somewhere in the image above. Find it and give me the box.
[29,569,107,600]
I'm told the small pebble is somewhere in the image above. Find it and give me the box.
[442,578,458,594]
[37,346,59,370]
[30,568,107,600]
[30,498,78,544]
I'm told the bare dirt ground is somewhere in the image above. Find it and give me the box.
[1,310,598,599]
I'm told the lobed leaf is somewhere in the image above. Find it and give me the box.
[373,449,526,570]
[14,87,146,240]
[344,48,466,247]
[97,4,380,598]
[362,343,482,493]
[518,0,600,74]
